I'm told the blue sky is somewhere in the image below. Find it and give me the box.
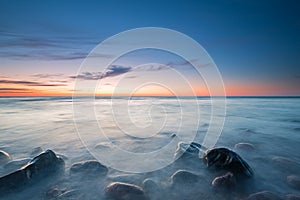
[0,0,299,96]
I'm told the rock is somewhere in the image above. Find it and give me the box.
[203,148,254,178]
[211,172,236,189]
[142,178,160,194]
[104,182,147,200]
[0,149,65,193]
[287,175,300,190]
[171,170,200,185]
[142,179,161,200]
[30,147,43,157]
[286,194,300,200]
[0,150,11,165]
[234,143,255,151]
[174,142,201,160]
[4,158,31,171]
[70,160,108,177]
[46,187,66,199]
[245,191,283,200]
[272,156,300,173]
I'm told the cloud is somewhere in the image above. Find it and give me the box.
[0,88,30,91]
[0,79,67,87]
[70,65,132,80]
[31,73,65,79]
[102,65,132,78]
[0,87,33,94]
[0,30,106,61]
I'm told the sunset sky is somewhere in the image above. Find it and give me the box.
[0,0,299,96]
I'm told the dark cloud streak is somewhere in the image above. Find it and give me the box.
[0,79,66,87]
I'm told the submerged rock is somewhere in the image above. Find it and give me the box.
[70,160,108,177]
[104,182,147,200]
[286,194,300,200]
[30,147,43,157]
[171,170,200,185]
[203,147,254,178]
[211,172,236,189]
[272,156,300,173]
[287,175,300,190]
[0,149,64,193]
[245,191,282,200]
[45,187,66,199]
[142,178,160,195]
[174,142,202,160]
[234,143,255,151]
[0,150,11,165]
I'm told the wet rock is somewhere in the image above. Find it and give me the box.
[203,148,254,178]
[142,178,160,194]
[46,187,66,199]
[286,194,300,200]
[287,175,300,190]
[70,160,108,177]
[245,191,282,200]
[95,141,111,149]
[234,143,255,151]
[211,172,236,189]
[4,158,31,171]
[171,170,200,185]
[174,142,202,160]
[0,149,65,193]
[30,147,43,157]
[104,182,147,200]
[272,156,300,173]
[0,150,11,165]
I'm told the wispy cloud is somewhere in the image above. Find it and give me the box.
[31,73,65,79]
[0,87,33,94]
[0,79,67,87]
[0,30,104,61]
[70,65,132,80]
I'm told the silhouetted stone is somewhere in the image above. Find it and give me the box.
[104,182,147,200]
[203,148,254,178]
[212,172,236,190]
[174,142,201,160]
[70,160,108,177]
[0,150,64,194]
[171,170,200,186]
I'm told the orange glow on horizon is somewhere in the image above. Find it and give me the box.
[0,81,298,97]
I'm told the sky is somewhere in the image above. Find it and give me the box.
[0,0,299,96]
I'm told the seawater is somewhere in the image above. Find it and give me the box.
[0,97,299,199]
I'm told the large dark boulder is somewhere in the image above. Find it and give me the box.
[203,147,254,178]
[0,149,64,193]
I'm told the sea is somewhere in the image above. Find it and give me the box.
[0,96,299,199]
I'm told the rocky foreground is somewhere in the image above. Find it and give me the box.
[0,142,299,200]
